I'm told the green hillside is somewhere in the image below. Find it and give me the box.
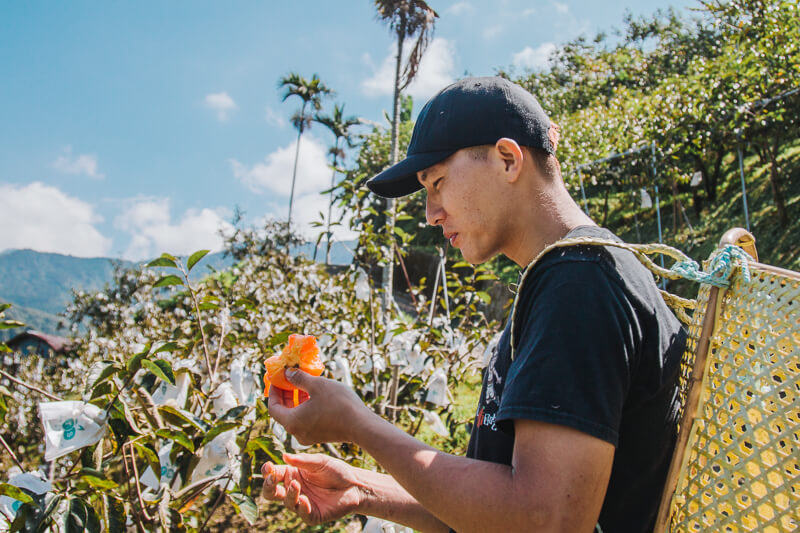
[0,241,355,338]
[0,249,125,315]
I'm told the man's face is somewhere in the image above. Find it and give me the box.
[417,147,507,264]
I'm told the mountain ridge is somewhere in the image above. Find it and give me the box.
[0,241,354,339]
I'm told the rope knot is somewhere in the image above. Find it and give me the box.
[670,244,751,288]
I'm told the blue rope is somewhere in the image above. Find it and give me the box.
[669,245,752,288]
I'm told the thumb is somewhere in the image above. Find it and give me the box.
[284,368,315,392]
[283,452,327,472]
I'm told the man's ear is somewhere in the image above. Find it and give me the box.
[494,138,524,182]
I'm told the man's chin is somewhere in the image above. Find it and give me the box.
[458,248,493,266]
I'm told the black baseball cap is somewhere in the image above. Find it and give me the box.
[366,76,555,198]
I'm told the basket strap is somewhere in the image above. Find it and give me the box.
[508,237,751,360]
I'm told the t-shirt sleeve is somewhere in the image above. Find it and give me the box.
[496,259,638,446]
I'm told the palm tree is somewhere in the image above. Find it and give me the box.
[374,0,438,310]
[278,73,333,235]
[314,104,360,264]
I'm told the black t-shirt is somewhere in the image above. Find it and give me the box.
[465,226,686,533]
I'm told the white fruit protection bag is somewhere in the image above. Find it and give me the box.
[0,469,52,527]
[39,400,107,461]
[139,443,179,491]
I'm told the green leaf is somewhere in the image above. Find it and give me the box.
[0,320,24,330]
[65,498,89,533]
[218,405,249,423]
[476,291,491,304]
[155,428,195,452]
[86,502,101,533]
[89,362,121,392]
[143,359,176,386]
[451,261,471,269]
[255,398,270,421]
[154,275,184,288]
[158,405,209,432]
[102,495,126,533]
[34,493,63,533]
[200,422,240,448]
[187,250,210,272]
[126,343,151,374]
[393,226,409,240]
[227,492,258,526]
[80,475,118,490]
[244,436,282,464]
[153,341,179,355]
[0,483,34,504]
[267,331,290,349]
[133,443,161,481]
[0,303,10,313]
[146,256,178,269]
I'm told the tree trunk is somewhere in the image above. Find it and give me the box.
[325,139,340,265]
[705,148,723,203]
[382,22,406,313]
[690,154,707,218]
[763,136,789,227]
[287,102,307,242]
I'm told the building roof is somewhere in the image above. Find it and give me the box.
[7,330,71,353]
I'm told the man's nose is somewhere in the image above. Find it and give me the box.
[426,197,445,226]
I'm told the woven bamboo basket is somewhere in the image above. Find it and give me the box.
[654,229,800,532]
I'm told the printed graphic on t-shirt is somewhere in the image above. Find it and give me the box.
[484,343,502,405]
[475,342,503,433]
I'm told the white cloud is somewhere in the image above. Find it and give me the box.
[277,191,358,242]
[0,182,111,257]
[229,135,357,241]
[522,7,536,17]
[53,146,104,179]
[551,1,569,14]
[482,24,503,40]
[446,2,473,15]
[512,42,557,71]
[114,198,234,261]
[229,135,331,197]
[264,105,287,128]
[204,91,238,121]
[361,37,456,101]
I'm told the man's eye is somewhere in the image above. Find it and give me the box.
[433,178,443,190]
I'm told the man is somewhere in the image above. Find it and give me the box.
[261,77,686,532]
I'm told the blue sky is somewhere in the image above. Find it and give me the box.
[0,0,697,260]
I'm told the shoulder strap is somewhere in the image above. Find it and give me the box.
[509,236,751,360]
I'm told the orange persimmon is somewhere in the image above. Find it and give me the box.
[263,334,323,400]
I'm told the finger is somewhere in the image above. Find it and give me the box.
[268,385,293,420]
[284,479,302,512]
[260,464,281,501]
[296,494,314,521]
[297,389,310,404]
[282,388,295,405]
[260,462,294,501]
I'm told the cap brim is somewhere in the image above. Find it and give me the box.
[366,150,457,198]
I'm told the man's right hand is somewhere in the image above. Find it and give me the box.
[259,452,366,526]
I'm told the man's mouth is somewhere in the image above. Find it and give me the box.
[445,232,458,246]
